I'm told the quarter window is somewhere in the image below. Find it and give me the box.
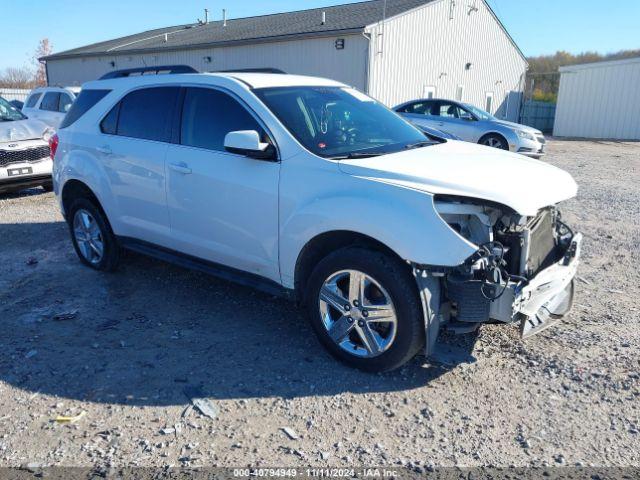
[40,92,60,111]
[25,93,42,108]
[180,87,264,152]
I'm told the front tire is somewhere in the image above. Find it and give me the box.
[305,247,424,372]
[67,198,120,272]
[479,133,509,150]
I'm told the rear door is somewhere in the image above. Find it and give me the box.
[37,91,62,127]
[165,86,280,282]
[96,86,179,246]
[432,101,478,141]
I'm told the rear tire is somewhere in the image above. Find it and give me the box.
[479,133,509,150]
[305,247,424,372]
[67,198,120,272]
[42,183,54,193]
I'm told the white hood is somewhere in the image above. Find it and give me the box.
[338,140,577,216]
[0,118,49,143]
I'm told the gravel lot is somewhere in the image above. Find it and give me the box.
[0,139,638,471]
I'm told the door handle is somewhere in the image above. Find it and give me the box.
[96,145,112,155]
[169,162,192,175]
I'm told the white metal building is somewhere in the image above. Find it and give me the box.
[42,0,527,120]
[554,57,640,140]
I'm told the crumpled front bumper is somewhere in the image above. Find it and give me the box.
[515,233,582,336]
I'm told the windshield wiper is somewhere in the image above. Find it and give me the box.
[404,141,434,150]
[330,151,386,160]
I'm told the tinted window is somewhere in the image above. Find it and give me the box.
[58,93,73,113]
[60,89,110,129]
[40,92,60,111]
[399,102,431,115]
[100,103,119,135]
[25,93,42,108]
[180,88,264,152]
[116,87,179,142]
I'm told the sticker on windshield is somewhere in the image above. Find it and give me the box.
[343,88,375,103]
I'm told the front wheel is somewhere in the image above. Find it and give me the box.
[305,247,425,372]
[479,133,509,150]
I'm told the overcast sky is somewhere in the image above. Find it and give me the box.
[2,0,639,70]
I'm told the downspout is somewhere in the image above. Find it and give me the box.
[362,31,372,94]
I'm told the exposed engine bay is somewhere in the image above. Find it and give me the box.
[421,195,582,345]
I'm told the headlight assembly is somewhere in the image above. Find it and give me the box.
[515,130,535,141]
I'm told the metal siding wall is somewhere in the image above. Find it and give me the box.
[46,35,368,90]
[554,59,640,139]
[366,0,527,120]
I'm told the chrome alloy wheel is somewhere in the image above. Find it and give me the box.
[318,270,398,358]
[73,209,104,265]
[482,136,506,149]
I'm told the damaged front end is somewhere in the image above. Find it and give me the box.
[416,195,582,354]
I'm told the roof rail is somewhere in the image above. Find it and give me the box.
[217,68,287,74]
[99,65,198,80]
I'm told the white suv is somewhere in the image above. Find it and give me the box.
[51,67,582,372]
[22,86,81,129]
[0,95,53,194]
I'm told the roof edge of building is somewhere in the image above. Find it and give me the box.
[40,28,366,62]
[559,56,640,73]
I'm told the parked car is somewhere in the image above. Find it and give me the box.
[9,99,24,110]
[395,98,547,158]
[22,86,81,129]
[51,67,581,372]
[0,96,53,194]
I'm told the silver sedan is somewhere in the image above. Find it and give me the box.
[395,98,546,158]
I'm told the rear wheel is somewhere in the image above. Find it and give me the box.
[305,247,424,372]
[41,183,54,193]
[67,198,120,272]
[479,133,509,150]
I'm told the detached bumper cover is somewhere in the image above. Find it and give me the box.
[516,233,582,336]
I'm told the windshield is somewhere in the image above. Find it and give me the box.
[463,103,496,121]
[0,96,27,121]
[254,86,432,158]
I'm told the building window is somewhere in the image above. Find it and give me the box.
[423,86,436,99]
[456,85,464,101]
[485,92,494,114]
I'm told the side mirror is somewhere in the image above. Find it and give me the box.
[224,130,277,161]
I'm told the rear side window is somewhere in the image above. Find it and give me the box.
[60,89,110,129]
[40,92,60,111]
[58,93,73,113]
[25,93,42,108]
[180,87,264,151]
[109,87,179,142]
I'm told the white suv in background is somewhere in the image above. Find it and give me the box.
[51,67,582,372]
[22,86,81,129]
[0,95,53,194]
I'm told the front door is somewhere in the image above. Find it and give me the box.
[165,87,280,282]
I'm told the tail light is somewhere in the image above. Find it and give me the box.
[49,133,59,161]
